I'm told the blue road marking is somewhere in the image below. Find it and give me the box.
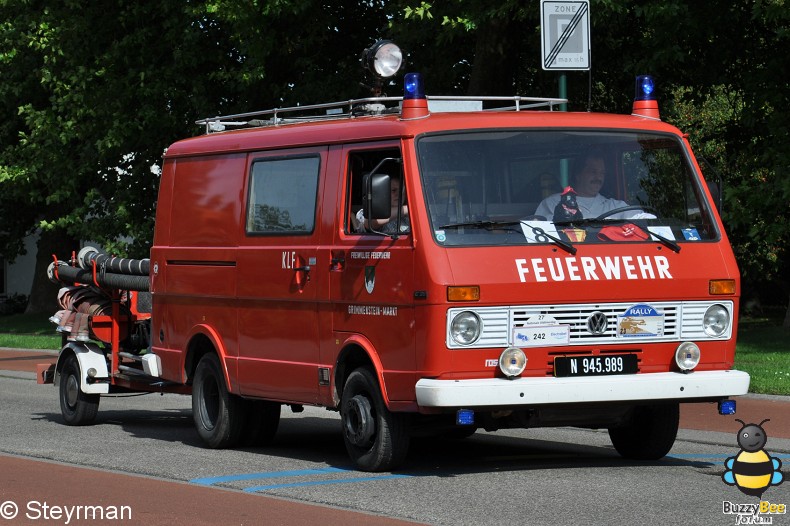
[191,467,412,492]
[244,474,411,492]
[191,467,348,486]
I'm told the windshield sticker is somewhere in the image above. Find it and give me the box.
[435,230,447,243]
[617,304,664,338]
[521,221,560,243]
[682,228,701,240]
[563,228,587,242]
[648,226,675,240]
[516,255,672,283]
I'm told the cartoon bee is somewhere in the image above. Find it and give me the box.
[723,419,784,497]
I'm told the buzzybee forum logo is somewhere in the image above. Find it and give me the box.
[721,419,786,525]
[723,419,784,497]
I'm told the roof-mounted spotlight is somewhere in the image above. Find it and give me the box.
[361,40,404,79]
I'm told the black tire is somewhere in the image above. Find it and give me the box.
[608,403,679,460]
[241,399,281,447]
[59,354,99,426]
[192,353,244,448]
[340,367,410,472]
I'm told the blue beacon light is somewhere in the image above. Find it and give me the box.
[404,72,425,100]
[635,75,656,101]
[401,72,429,119]
[718,399,737,416]
[632,74,660,119]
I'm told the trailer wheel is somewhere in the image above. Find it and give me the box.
[608,403,679,460]
[192,353,244,448]
[241,400,281,446]
[340,366,410,472]
[59,354,99,426]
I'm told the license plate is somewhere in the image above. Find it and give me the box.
[553,354,638,377]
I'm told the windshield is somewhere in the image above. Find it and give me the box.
[416,130,718,248]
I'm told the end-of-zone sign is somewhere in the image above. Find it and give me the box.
[541,0,591,71]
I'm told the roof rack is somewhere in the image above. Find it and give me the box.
[195,95,568,134]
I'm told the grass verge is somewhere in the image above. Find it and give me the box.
[734,316,789,396]
[1,312,788,395]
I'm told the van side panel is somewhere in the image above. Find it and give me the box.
[235,147,328,404]
[151,154,245,386]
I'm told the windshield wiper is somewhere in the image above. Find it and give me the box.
[521,222,577,255]
[648,230,681,253]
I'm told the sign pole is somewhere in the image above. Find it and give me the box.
[559,73,568,112]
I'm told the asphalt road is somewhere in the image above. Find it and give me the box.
[1,349,788,526]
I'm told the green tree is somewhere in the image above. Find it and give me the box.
[0,0,393,312]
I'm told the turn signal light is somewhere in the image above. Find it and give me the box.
[447,286,480,302]
[709,279,736,295]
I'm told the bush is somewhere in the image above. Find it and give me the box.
[0,293,29,315]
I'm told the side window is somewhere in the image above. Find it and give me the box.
[345,147,408,235]
[246,156,320,234]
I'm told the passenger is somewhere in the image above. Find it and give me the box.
[534,152,654,220]
[354,175,410,233]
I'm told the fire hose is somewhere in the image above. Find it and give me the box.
[78,246,150,276]
[47,259,150,292]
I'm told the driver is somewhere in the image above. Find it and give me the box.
[534,151,654,220]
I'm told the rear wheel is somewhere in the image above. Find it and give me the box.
[341,366,410,472]
[192,353,244,448]
[608,403,679,460]
[59,353,99,426]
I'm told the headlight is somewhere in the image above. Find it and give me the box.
[675,342,701,372]
[499,347,527,378]
[703,304,730,337]
[450,311,481,345]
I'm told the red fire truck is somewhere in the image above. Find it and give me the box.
[40,41,749,471]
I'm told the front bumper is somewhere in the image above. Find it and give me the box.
[415,370,750,408]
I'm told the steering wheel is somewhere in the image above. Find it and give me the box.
[595,205,657,220]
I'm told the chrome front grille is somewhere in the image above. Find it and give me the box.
[446,301,732,349]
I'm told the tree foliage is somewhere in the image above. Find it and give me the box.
[1,0,788,319]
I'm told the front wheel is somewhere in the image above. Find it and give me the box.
[341,367,410,472]
[192,353,244,448]
[59,353,99,426]
[608,403,679,460]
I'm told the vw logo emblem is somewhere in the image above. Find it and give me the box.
[586,311,608,335]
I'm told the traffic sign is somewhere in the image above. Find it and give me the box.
[540,0,591,71]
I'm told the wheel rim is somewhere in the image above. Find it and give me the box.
[343,394,375,447]
[65,372,79,410]
[200,375,220,430]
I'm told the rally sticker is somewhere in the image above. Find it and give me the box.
[513,315,569,347]
[617,304,664,338]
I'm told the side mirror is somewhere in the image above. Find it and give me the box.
[363,173,391,221]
